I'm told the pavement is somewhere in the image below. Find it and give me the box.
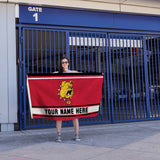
[1,120,160,160]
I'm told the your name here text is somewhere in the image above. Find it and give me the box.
[44,107,88,115]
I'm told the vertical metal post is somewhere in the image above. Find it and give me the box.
[23,28,27,128]
[53,31,56,72]
[18,26,23,130]
[156,37,160,116]
[130,38,136,118]
[108,33,114,122]
[66,31,72,125]
[143,36,150,118]
[66,31,70,60]
[83,33,86,72]
[105,34,111,122]
[141,36,147,118]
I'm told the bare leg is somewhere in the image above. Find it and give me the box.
[72,118,79,135]
[56,120,62,135]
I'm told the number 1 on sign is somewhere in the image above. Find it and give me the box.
[33,13,38,21]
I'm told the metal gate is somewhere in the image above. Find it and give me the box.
[108,34,160,122]
[18,25,160,129]
[146,35,160,119]
[18,26,111,129]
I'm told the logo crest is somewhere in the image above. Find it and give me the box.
[58,81,74,104]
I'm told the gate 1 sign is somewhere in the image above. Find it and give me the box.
[19,5,160,31]
[19,5,115,26]
[27,73,104,121]
[20,5,43,23]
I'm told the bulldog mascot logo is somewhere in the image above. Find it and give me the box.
[58,81,74,104]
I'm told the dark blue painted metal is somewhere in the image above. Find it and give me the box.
[68,31,111,123]
[140,38,146,119]
[105,34,111,122]
[16,24,160,36]
[156,37,160,116]
[66,31,70,60]
[18,24,160,129]
[54,31,56,72]
[19,26,23,130]
[108,34,114,122]
[146,35,160,119]
[19,5,160,32]
[22,28,27,128]
[108,33,154,122]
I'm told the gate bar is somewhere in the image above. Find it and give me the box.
[143,36,150,118]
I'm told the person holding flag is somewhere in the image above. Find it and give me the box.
[54,57,80,142]
[27,57,103,142]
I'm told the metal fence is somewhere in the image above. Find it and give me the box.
[18,25,160,129]
[146,36,160,119]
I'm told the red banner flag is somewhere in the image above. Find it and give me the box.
[27,73,103,121]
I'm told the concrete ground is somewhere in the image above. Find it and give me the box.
[1,120,160,160]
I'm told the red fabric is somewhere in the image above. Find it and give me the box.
[27,74,103,121]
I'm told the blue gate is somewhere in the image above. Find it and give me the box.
[109,34,149,122]
[18,25,160,129]
[69,31,111,124]
[108,33,160,122]
[18,26,111,129]
[146,35,160,119]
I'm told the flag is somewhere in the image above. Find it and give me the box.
[27,73,103,121]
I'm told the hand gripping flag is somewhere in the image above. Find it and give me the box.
[27,73,104,121]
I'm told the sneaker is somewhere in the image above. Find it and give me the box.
[74,135,80,141]
[55,135,62,142]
